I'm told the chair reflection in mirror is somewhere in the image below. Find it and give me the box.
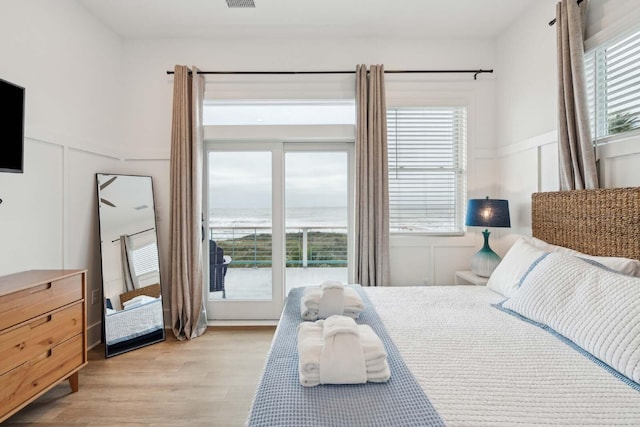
[97,174,166,357]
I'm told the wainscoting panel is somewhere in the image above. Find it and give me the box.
[598,135,640,188]
[0,139,63,275]
[433,245,477,285]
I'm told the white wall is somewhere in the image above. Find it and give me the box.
[495,0,640,251]
[121,36,498,287]
[0,0,125,347]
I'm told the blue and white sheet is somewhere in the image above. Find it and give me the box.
[246,286,444,427]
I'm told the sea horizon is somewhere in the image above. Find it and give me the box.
[209,206,348,229]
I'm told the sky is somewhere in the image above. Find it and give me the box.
[208,151,348,210]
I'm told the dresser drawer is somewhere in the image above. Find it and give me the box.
[0,302,84,375]
[0,274,83,331]
[0,334,84,417]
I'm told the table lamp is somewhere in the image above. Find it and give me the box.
[465,197,511,277]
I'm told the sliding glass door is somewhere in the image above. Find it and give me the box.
[284,148,350,296]
[205,142,353,320]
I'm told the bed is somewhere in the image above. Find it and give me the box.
[247,187,640,426]
[104,297,164,346]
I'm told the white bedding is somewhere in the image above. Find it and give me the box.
[365,286,640,426]
[105,298,164,345]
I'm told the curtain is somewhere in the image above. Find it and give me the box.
[119,235,138,292]
[355,64,390,286]
[169,65,207,340]
[557,0,599,190]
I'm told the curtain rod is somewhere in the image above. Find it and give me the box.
[165,69,494,80]
[111,227,155,243]
[548,0,584,26]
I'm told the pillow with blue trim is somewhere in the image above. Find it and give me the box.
[503,252,640,385]
[525,236,640,276]
[485,238,547,297]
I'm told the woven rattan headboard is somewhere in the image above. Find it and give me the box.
[531,187,640,261]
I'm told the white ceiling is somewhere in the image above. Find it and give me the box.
[79,0,537,40]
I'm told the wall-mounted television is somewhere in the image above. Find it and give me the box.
[0,78,25,173]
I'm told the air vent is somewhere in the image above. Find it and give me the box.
[226,0,255,8]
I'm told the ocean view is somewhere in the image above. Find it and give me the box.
[209,206,348,229]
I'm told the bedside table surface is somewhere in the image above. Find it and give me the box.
[455,270,489,286]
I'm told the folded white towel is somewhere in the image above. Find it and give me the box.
[323,315,359,338]
[318,285,344,319]
[320,280,345,290]
[319,323,367,385]
[297,316,391,387]
[300,286,365,321]
[297,322,386,377]
[359,324,388,371]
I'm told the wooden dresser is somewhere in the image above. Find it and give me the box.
[0,270,87,422]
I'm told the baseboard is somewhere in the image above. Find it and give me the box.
[207,320,278,327]
[87,320,102,350]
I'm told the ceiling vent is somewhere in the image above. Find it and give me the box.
[226,0,255,8]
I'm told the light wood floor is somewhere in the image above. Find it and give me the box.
[4,327,275,427]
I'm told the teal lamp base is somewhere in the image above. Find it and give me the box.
[471,229,502,278]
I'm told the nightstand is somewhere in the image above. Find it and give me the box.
[454,270,489,286]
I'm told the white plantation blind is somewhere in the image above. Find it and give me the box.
[387,107,467,233]
[586,27,640,140]
[131,243,159,276]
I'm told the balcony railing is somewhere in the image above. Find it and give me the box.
[209,226,347,268]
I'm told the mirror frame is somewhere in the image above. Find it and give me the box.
[96,173,166,358]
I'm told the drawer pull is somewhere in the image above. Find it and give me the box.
[29,283,53,294]
[29,315,52,329]
[33,349,53,363]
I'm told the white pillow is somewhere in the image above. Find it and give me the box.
[122,295,157,309]
[486,238,547,297]
[503,253,640,385]
[525,236,640,277]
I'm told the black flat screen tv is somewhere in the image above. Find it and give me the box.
[0,78,25,173]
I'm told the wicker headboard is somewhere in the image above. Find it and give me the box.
[531,187,640,261]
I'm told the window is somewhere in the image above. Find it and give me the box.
[203,100,355,126]
[131,243,160,277]
[387,107,467,233]
[585,27,640,141]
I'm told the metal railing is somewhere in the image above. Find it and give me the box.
[209,226,347,268]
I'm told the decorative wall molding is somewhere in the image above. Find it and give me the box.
[26,125,123,160]
[496,130,556,158]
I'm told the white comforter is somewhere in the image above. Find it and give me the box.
[364,286,640,426]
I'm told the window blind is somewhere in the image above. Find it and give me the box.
[131,243,159,276]
[585,27,640,140]
[387,107,467,233]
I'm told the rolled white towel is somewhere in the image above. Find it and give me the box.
[297,321,324,379]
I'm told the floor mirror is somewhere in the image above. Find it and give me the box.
[96,173,165,357]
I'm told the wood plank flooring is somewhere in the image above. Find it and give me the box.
[4,327,275,427]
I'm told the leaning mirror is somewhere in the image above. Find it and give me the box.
[96,174,165,357]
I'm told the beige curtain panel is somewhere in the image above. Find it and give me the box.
[169,65,207,340]
[355,64,390,287]
[119,234,137,292]
[556,0,598,190]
